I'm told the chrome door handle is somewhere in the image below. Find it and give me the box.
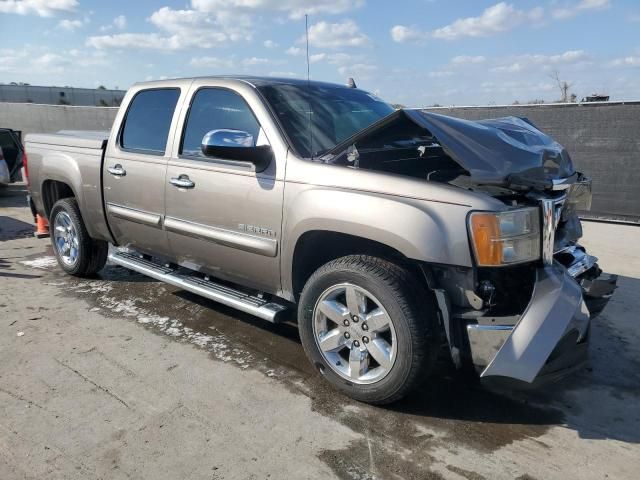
[169,175,195,189]
[107,164,126,176]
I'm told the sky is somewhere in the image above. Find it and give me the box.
[1,0,639,106]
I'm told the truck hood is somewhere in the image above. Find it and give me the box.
[325,109,576,190]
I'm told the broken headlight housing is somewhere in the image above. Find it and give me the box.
[468,207,540,266]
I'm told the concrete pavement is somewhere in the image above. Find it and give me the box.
[1,183,639,480]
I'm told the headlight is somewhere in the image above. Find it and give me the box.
[468,208,540,266]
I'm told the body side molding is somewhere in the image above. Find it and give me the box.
[164,216,278,257]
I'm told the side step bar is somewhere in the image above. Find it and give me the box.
[108,250,289,323]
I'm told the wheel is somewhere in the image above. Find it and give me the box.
[298,255,439,404]
[50,198,108,277]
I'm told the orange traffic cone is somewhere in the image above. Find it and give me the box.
[34,214,50,239]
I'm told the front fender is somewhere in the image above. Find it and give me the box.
[281,184,475,296]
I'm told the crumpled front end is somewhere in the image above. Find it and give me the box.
[460,178,617,384]
[467,261,616,384]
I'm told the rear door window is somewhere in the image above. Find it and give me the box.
[180,88,260,158]
[120,88,180,154]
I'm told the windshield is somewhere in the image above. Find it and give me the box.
[258,83,395,158]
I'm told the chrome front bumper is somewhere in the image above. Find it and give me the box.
[469,265,589,382]
[466,260,616,384]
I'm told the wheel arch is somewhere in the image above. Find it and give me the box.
[288,230,428,302]
[42,179,77,218]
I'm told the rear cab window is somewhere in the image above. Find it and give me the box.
[120,88,180,155]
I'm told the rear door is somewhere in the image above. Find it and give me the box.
[164,81,286,293]
[0,129,23,182]
[103,85,186,257]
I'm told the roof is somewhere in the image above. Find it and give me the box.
[133,75,352,90]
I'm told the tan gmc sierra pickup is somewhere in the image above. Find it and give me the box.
[25,76,616,404]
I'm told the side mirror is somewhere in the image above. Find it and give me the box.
[201,129,272,171]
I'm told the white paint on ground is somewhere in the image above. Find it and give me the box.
[21,256,57,269]
[20,255,261,373]
[62,274,258,372]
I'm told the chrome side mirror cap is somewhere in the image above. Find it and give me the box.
[201,129,272,171]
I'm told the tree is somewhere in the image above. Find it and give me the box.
[97,85,107,90]
[549,70,574,103]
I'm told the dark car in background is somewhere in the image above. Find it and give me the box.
[0,128,24,187]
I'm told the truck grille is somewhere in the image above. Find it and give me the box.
[539,175,592,266]
[540,195,566,265]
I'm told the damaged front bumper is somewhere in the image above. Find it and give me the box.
[465,256,616,385]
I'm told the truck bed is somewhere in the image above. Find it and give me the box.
[26,130,109,150]
[25,129,112,243]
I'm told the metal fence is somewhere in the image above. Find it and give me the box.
[0,84,125,107]
[423,101,640,223]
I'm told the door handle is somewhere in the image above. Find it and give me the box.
[107,164,126,177]
[169,175,195,189]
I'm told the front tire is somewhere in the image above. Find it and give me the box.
[298,255,439,404]
[50,198,107,277]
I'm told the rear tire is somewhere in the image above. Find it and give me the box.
[298,255,439,404]
[50,198,107,277]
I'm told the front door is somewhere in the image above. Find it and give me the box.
[103,87,182,257]
[164,86,284,293]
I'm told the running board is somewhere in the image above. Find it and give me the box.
[108,250,289,323]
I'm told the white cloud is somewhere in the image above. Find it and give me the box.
[0,0,77,17]
[552,0,611,20]
[87,33,177,50]
[309,53,326,63]
[192,0,364,20]
[88,3,366,53]
[390,25,428,43]
[432,2,542,40]
[88,6,252,50]
[309,52,353,65]
[451,55,486,64]
[57,18,84,31]
[610,56,640,67]
[189,56,233,68]
[303,20,370,48]
[428,70,454,78]
[392,3,543,42]
[268,71,300,77]
[337,63,377,78]
[149,6,250,44]
[392,1,604,44]
[242,57,271,66]
[491,50,590,73]
[100,15,126,31]
[113,15,126,29]
[286,46,303,56]
[0,46,106,75]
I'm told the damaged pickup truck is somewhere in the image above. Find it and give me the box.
[25,77,616,404]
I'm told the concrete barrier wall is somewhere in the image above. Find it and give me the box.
[1,102,118,139]
[423,102,640,222]
[0,85,125,106]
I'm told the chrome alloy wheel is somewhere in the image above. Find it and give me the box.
[313,283,397,384]
[53,211,79,267]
